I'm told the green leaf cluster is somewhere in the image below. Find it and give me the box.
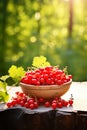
[0,65,25,86]
[0,65,25,102]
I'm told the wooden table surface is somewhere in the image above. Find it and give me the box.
[0,81,87,111]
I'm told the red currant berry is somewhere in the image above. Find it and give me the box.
[6,102,12,108]
[57,102,63,108]
[28,99,34,105]
[29,103,35,109]
[34,102,39,108]
[52,100,57,104]
[38,97,45,103]
[44,101,50,107]
[12,100,17,106]
[15,91,20,95]
[52,102,57,109]
[68,75,72,79]
[24,102,29,108]
[69,99,73,106]
[19,100,25,106]
[63,100,68,107]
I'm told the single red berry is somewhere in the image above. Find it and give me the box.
[54,97,59,101]
[63,100,68,107]
[19,100,25,106]
[34,102,39,108]
[68,75,72,79]
[69,99,73,106]
[35,72,41,78]
[12,100,17,106]
[36,81,40,85]
[38,97,45,103]
[43,69,48,74]
[18,92,25,97]
[6,102,12,108]
[44,101,50,107]
[40,77,45,84]
[27,75,32,83]
[29,97,35,101]
[65,76,70,82]
[31,78,37,85]
[28,99,34,105]
[54,78,58,84]
[50,80,55,85]
[22,97,27,103]
[56,75,61,80]
[15,91,20,95]
[52,100,57,104]
[46,78,51,85]
[60,99,66,106]
[44,74,49,80]
[24,102,29,108]
[63,79,67,83]
[21,77,30,84]
[52,102,57,109]
[17,98,21,104]
[57,102,63,108]
[57,80,63,85]
[45,66,53,71]
[29,103,35,109]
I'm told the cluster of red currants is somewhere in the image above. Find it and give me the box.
[6,92,73,110]
[21,66,72,85]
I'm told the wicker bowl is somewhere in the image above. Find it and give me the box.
[19,79,72,99]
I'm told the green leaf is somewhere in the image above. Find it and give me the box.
[32,56,51,68]
[8,65,25,85]
[0,81,7,92]
[0,81,9,102]
[0,91,9,102]
[6,76,16,86]
[0,75,10,82]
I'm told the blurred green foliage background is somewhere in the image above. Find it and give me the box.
[0,0,87,81]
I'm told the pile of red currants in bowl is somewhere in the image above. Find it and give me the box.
[20,66,72,86]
